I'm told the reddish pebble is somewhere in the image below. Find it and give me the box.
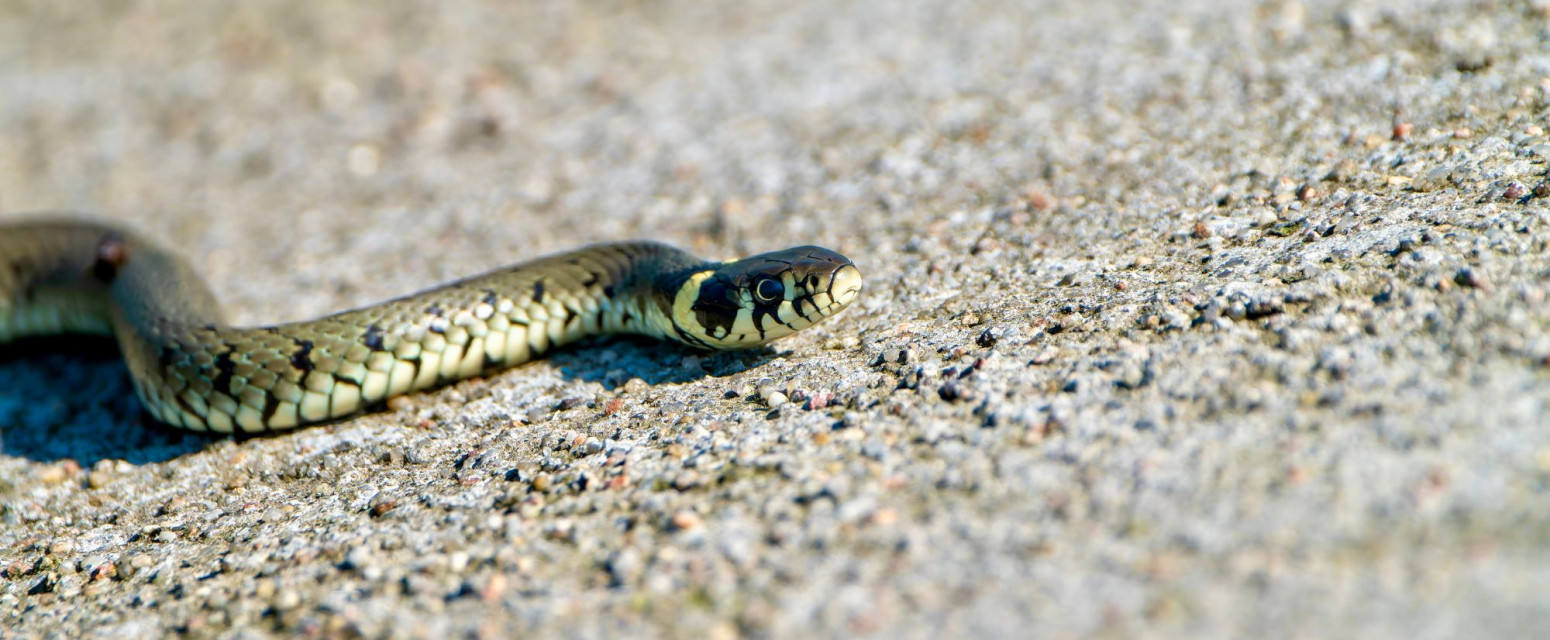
[89,562,117,582]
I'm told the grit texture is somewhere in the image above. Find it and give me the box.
[2,1,1549,638]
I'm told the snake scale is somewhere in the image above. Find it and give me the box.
[0,217,862,433]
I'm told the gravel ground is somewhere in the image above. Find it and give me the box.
[3,0,1550,637]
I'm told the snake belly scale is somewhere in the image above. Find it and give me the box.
[0,217,862,433]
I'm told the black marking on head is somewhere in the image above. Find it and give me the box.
[425,303,444,317]
[750,309,769,339]
[602,285,616,299]
[532,279,546,303]
[581,271,600,287]
[689,272,743,340]
[621,310,634,325]
[211,352,238,397]
[291,339,315,371]
[157,346,176,369]
[362,324,386,351]
[794,299,817,322]
[482,290,500,306]
[673,322,713,350]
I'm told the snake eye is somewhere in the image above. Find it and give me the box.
[752,277,784,304]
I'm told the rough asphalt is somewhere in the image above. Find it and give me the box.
[2,1,1549,638]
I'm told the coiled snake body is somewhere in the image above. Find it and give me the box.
[0,217,862,433]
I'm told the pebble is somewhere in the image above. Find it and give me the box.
[543,520,575,542]
[605,549,644,586]
[806,390,835,410]
[368,494,399,518]
[275,589,302,611]
[1455,267,1491,291]
[766,392,789,408]
[673,470,704,492]
[87,470,114,490]
[670,510,703,531]
[531,474,552,492]
[342,546,373,573]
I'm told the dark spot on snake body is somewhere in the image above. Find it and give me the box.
[91,233,129,283]
[582,271,600,287]
[603,285,616,299]
[425,303,444,317]
[291,338,315,371]
[482,290,500,306]
[211,352,238,396]
[532,279,546,303]
[260,392,280,424]
[362,324,386,351]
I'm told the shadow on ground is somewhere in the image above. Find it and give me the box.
[0,335,773,465]
[0,337,218,465]
[549,335,781,388]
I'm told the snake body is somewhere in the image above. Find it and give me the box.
[0,217,862,433]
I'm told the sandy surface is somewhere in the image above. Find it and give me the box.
[3,0,1550,637]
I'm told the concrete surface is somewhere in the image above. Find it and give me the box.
[2,0,1550,637]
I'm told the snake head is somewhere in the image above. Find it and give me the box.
[672,245,862,349]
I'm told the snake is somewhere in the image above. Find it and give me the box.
[0,216,862,433]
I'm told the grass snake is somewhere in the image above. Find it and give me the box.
[0,217,862,433]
